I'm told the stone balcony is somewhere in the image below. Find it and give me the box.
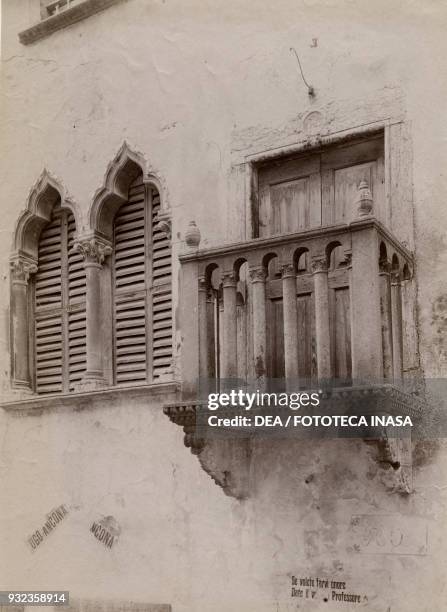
[164,209,421,499]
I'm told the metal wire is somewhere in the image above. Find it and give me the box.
[290,47,315,97]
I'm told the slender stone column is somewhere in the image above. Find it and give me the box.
[217,291,224,381]
[281,263,299,388]
[10,257,37,390]
[379,259,393,380]
[312,255,332,382]
[198,276,209,384]
[198,276,214,395]
[221,272,238,380]
[350,228,383,382]
[236,295,247,381]
[74,237,112,390]
[391,271,403,381]
[249,267,267,386]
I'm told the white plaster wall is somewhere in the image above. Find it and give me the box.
[1,1,447,610]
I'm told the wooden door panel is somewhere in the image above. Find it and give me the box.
[270,177,309,234]
[258,153,321,237]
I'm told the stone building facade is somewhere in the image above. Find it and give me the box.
[1,1,447,611]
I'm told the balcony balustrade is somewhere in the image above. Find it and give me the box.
[180,216,413,395]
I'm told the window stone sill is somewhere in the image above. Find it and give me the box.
[1,381,180,415]
[19,0,127,45]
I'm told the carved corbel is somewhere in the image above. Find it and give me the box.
[380,430,413,494]
[155,211,172,242]
[164,403,206,455]
[164,401,251,499]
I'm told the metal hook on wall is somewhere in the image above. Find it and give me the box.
[290,47,315,97]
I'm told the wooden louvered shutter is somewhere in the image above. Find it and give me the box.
[34,207,63,394]
[151,189,173,379]
[113,176,172,385]
[113,178,147,384]
[34,205,86,394]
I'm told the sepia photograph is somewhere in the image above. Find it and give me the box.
[0,1,446,610]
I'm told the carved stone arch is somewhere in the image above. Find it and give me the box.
[90,142,170,240]
[13,170,80,260]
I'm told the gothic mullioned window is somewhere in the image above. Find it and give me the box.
[10,155,173,398]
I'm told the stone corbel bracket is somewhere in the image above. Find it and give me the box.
[163,401,251,500]
[155,211,172,242]
[322,384,424,495]
[164,385,423,498]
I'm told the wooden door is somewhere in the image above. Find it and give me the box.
[256,135,385,237]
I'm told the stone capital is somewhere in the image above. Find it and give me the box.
[198,276,214,300]
[280,263,296,279]
[222,272,237,288]
[311,256,328,274]
[10,257,38,284]
[73,237,112,266]
[390,271,401,285]
[379,257,392,274]
[249,267,267,283]
[343,250,353,269]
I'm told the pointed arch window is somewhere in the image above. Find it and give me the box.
[112,173,172,385]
